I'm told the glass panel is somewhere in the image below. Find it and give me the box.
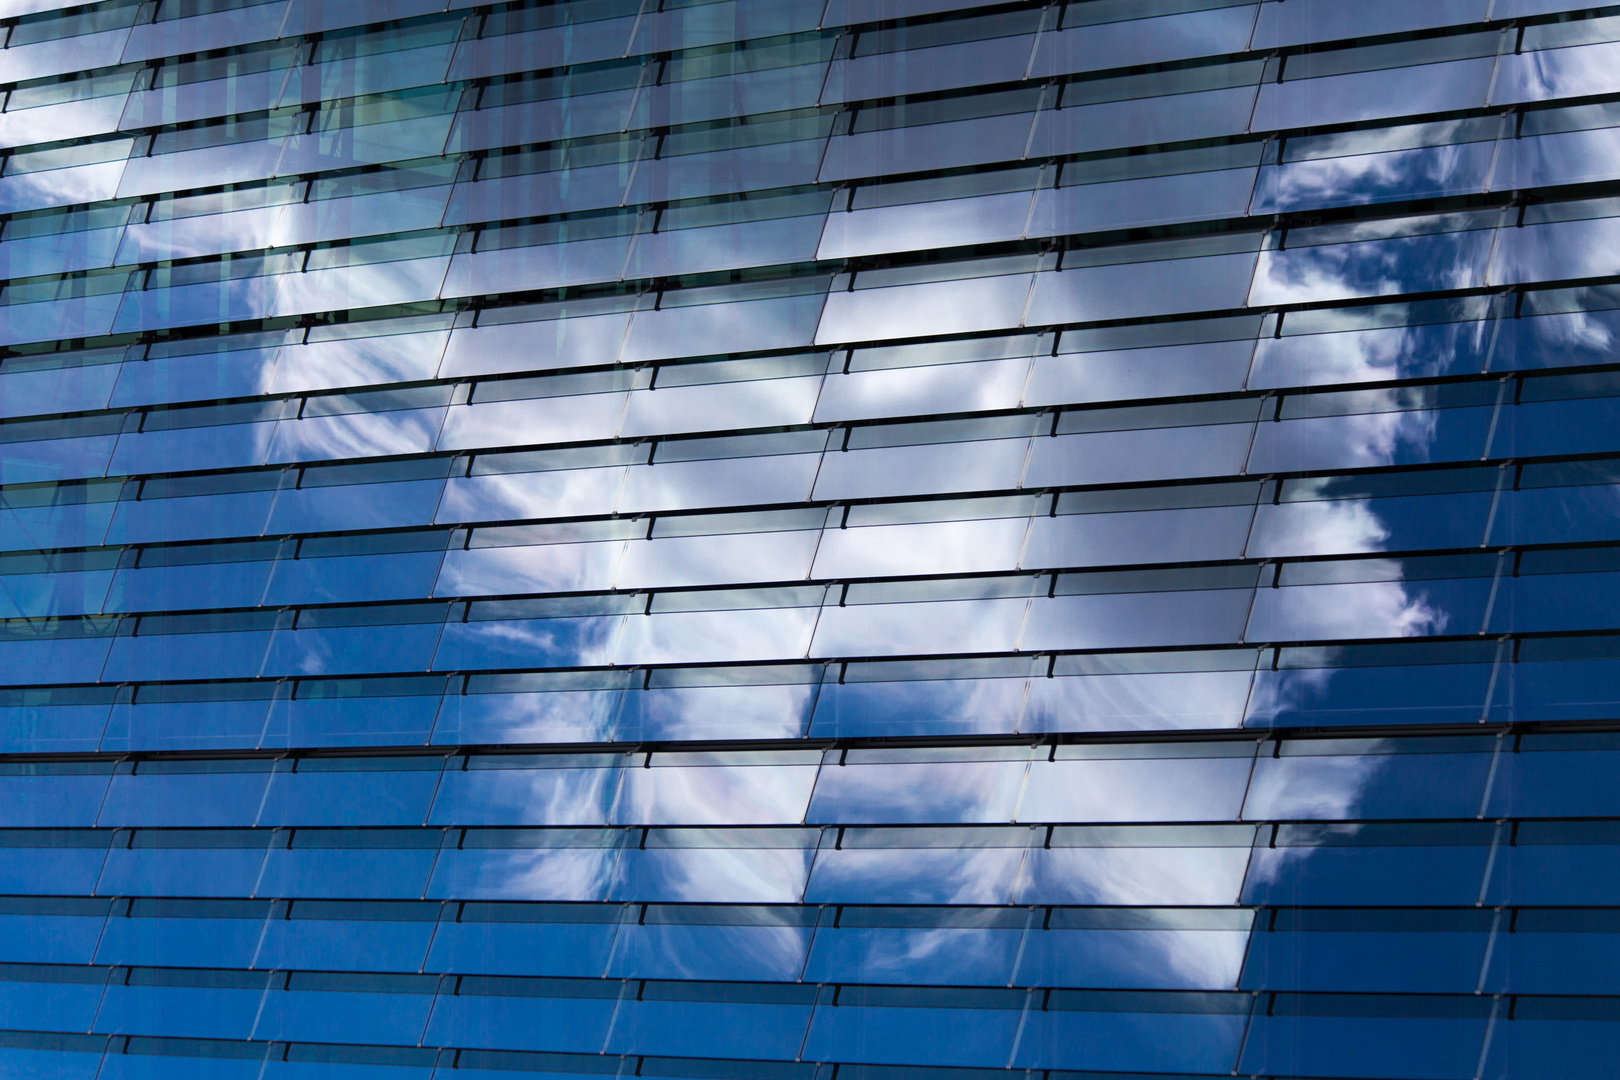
[95,898,271,969]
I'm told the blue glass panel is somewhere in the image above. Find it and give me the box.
[1017,911,1252,991]
[0,621,117,685]
[610,831,815,904]
[1245,824,1495,906]
[101,687,275,753]
[1481,1006,1620,1080]
[1239,911,1493,993]
[809,677,1031,738]
[251,973,439,1044]
[0,762,113,826]
[96,762,274,827]
[1490,569,1620,634]
[421,978,619,1053]
[1491,484,1620,547]
[258,758,444,826]
[1487,911,1620,994]
[801,987,1023,1068]
[94,970,270,1039]
[99,1048,266,1080]
[1014,994,1247,1073]
[0,1034,108,1080]
[261,619,445,678]
[805,829,1029,906]
[109,342,284,406]
[613,681,817,741]
[0,831,110,894]
[0,967,109,1034]
[263,479,447,535]
[1489,734,1620,816]
[0,690,112,753]
[427,831,624,903]
[0,353,122,418]
[103,488,279,545]
[261,550,446,606]
[433,616,624,670]
[430,685,627,745]
[0,898,110,964]
[1488,822,1620,906]
[1243,738,1497,820]
[1502,646,1620,723]
[608,906,816,982]
[1239,1002,1489,1080]
[265,1046,436,1080]
[94,899,269,969]
[425,903,621,978]
[104,554,279,613]
[256,830,441,900]
[1247,662,1497,728]
[254,901,439,973]
[259,683,444,749]
[97,831,270,898]
[605,986,815,1059]
[801,910,1021,987]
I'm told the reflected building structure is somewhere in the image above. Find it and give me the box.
[3,0,1620,1078]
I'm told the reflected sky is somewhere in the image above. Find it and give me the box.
[7,3,1620,1070]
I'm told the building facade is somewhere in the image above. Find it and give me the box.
[2,0,1619,1077]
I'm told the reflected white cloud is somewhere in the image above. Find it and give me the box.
[808,841,1030,906]
[438,392,628,452]
[1495,125,1620,190]
[432,759,623,827]
[818,923,1018,986]
[1025,845,1251,908]
[615,917,812,982]
[1495,39,1620,104]
[807,753,1033,825]
[1245,262,1462,638]
[625,837,815,903]
[818,192,1030,261]
[438,309,634,379]
[436,540,627,597]
[1255,137,1491,213]
[619,375,824,437]
[811,674,1036,738]
[435,466,629,524]
[1248,486,1391,558]
[1018,756,1253,824]
[623,682,815,741]
[267,408,445,463]
[816,357,1031,423]
[433,845,622,901]
[1250,230,1490,308]
[812,597,1029,657]
[438,614,624,671]
[0,159,128,215]
[1243,744,1391,822]
[617,757,820,825]
[815,274,1032,345]
[615,605,820,665]
[433,688,624,745]
[618,453,821,513]
[1247,577,1446,642]
[617,531,821,590]
[265,331,450,396]
[621,292,823,363]
[1017,922,1249,991]
[813,518,1029,579]
[116,205,284,264]
[1022,670,1256,732]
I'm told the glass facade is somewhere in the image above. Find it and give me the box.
[2,0,1620,1076]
